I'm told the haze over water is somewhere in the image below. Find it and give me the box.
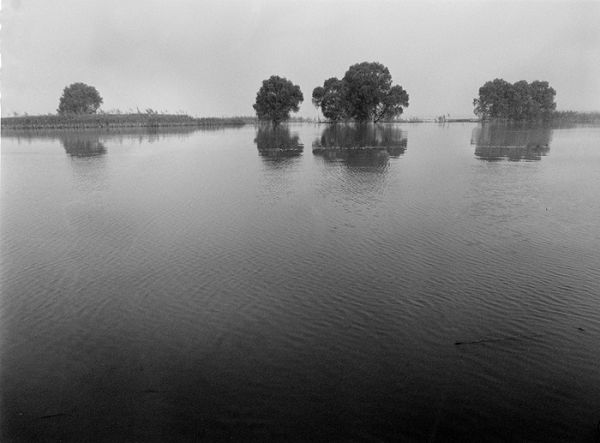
[2,123,600,441]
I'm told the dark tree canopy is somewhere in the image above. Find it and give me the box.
[312,62,409,123]
[312,77,346,121]
[253,76,303,125]
[473,79,556,120]
[57,82,103,115]
[378,85,410,122]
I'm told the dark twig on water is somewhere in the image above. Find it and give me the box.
[454,333,543,346]
[39,413,71,420]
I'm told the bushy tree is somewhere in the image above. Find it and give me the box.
[312,78,346,121]
[312,62,409,123]
[377,84,410,122]
[57,82,103,115]
[343,62,407,122]
[508,80,531,120]
[473,78,512,119]
[473,79,556,120]
[528,80,557,120]
[253,76,303,125]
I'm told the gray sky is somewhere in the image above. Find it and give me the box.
[2,0,599,118]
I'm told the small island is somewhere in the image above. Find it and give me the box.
[1,83,249,130]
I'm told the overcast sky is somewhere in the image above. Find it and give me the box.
[2,0,599,118]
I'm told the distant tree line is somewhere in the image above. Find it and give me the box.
[251,62,409,125]
[473,79,556,121]
[15,71,599,126]
[550,111,600,124]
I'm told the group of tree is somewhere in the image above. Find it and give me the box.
[52,73,561,125]
[473,79,556,121]
[312,62,409,123]
[253,62,409,125]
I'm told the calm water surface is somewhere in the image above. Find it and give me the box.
[2,123,600,441]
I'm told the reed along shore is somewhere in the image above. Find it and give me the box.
[1,113,249,130]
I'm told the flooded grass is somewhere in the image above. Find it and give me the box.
[1,113,248,130]
[551,111,600,124]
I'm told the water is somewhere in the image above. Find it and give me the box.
[1,123,600,441]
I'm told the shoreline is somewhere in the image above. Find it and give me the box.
[0,114,250,130]
[3,112,598,131]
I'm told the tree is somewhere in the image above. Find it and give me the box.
[508,80,531,120]
[253,75,303,125]
[473,79,556,121]
[528,80,556,119]
[57,82,103,115]
[312,62,409,123]
[376,84,410,122]
[312,77,346,121]
[473,78,512,119]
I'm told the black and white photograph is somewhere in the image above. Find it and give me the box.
[1,0,600,441]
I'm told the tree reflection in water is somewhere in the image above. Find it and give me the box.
[312,124,407,167]
[2,127,199,158]
[471,123,553,161]
[254,125,304,161]
[60,134,107,158]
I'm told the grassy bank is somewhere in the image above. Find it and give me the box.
[1,113,248,130]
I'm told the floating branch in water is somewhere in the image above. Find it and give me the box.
[39,412,71,420]
[454,333,543,346]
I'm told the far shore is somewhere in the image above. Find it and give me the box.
[0,113,252,130]
[2,111,599,131]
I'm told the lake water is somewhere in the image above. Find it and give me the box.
[2,123,600,441]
